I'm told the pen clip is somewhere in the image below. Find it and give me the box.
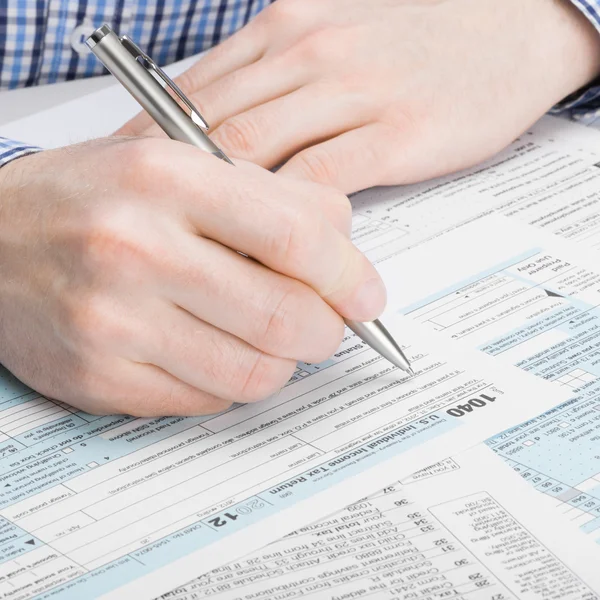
[120,35,210,131]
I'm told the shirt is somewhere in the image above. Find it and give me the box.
[1,0,600,168]
[0,0,271,166]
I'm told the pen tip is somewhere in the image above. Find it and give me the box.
[407,367,415,377]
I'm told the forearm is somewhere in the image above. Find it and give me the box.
[552,0,600,119]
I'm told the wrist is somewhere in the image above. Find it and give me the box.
[0,153,36,294]
[537,0,600,103]
[0,154,26,214]
[0,138,41,169]
[0,159,20,363]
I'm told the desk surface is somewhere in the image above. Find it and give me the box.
[0,55,197,144]
[0,76,113,127]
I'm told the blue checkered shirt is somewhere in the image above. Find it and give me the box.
[1,0,600,167]
[0,0,272,165]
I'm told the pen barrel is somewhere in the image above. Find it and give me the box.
[88,26,225,158]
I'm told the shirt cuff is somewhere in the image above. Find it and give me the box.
[551,0,600,122]
[0,137,42,168]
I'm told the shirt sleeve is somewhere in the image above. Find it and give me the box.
[0,137,41,168]
[551,0,600,122]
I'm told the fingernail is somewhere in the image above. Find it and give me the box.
[351,277,387,320]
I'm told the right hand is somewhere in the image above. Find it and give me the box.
[0,138,386,416]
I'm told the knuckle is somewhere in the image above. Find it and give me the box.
[310,316,345,363]
[268,204,313,268]
[321,189,352,235]
[59,292,135,361]
[257,282,346,363]
[386,103,421,141]
[113,382,163,417]
[79,206,152,274]
[238,352,296,402]
[124,137,161,170]
[293,147,339,185]
[190,336,253,401]
[293,28,351,64]
[63,357,110,408]
[337,68,371,93]
[259,283,303,355]
[117,138,171,192]
[264,0,305,25]
[375,115,421,185]
[60,294,108,348]
[215,117,260,157]
[142,387,231,417]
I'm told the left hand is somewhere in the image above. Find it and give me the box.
[119,0,600,194]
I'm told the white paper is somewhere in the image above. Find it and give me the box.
[377,215,600,545]
[0,315,567,600]
[158,447,600,600]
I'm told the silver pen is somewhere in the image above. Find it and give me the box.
[87,24,413,376]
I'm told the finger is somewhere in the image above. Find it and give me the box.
[178,0,335,93]
[179,156,386,321]
[139,302,297,404]
[117,22,268,137]
[61,358,232,417]
[278,123,400,194]
[185,55,312,131]
[238,160,354,237]
[166,233,344,362]
[176,18,268,94]
[211,82,372,168]
[120,362,234,416]
[131,139,385,320]
[120,52,313,141]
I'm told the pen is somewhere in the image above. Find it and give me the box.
[86,24,413,377]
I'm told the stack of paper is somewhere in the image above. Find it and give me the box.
[1,62,600,600]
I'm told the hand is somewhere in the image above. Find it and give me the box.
[0,138,385,416]
[120,0,600,194]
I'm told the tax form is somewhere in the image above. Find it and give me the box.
[376,216,600,545]
[348,117,600,262]
[2,78,600,599]
[160,447,600,600]
[0,321,564,599]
